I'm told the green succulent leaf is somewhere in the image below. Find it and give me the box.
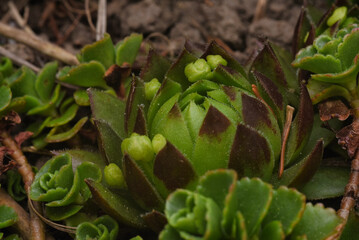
[260,221,285,240]
[0,85,11,112]
[262,187,306,235]
[8,66,37,98]
[6,170,26,202]
[73,89,90,106]
[140,49,171,82]
[290,203,343,240]
[58,61,108,88]
[45,103,79,127]
[85,179,146,229]
[0,205,18,229]
[35,61,58,102]
[116,33,143,66]
[299,166,350,200]
[0,57,13,78]
[45,116,88,143]
[76,215,119,240]
[80,33,115,69]
[337,28,359,69]
[27,84,61,116]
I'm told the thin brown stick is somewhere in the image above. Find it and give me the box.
[0,131,46,240]
[8,1,35,35]
[85,0,96,33]
[253,0,267,22]
[279,105,295,178]
[337,151,359,220]
[0,22,79,65]
[0,46,40,72]
[96,0,107,40]
[0,189,31,240]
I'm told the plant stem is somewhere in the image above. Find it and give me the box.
[0,131,46,240]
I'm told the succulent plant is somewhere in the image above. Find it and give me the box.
[292,2,359,235]
[29,153,102,221]
[159,169,343,240]
[75,215,119,240]
[82,34,338,232]
[0,33,143,150]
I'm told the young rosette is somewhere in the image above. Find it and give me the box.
[159,169,343,240]
[76,215,119,240]
[29,153,102,221]
[292,6,359,103]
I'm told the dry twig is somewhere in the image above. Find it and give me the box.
[253,0,267,22]
[0,22,79,65]
[8,1,35,35]
[96,0,107,40]
[0,46,40,72]
[0,130,45,240]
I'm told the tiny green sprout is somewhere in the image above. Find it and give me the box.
[184,59,211,82]
[327,6,347,27]
[206,55,228,70]
[145,78,161,100]
[104,163,126,189]
[152,134,167,154]
[121,133,154,162]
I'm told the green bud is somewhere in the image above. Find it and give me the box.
[184,59,211,82]
[206,55,228,70]
[145,78,161,100]
[104,163,126,189]
[152,134,167,154]
[327,6,347,27]
[121,133,154,162]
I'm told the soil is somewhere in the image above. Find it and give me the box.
[0,0,330,66]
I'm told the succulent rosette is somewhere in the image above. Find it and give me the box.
[292,6,359,104]
[159,169,343,240]
[29,153,102,221]
[84,39,336,230]
[76,215,119,240]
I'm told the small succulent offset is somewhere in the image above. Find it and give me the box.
[292,6,359,107]
[159,169,343,240]
[75,215,119,240]
[29,153,102,221]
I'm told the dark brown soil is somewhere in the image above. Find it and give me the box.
[0,0,330,66]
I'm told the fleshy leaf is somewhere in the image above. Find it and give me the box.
[299,167,350,200]
[45,103,78,127]
[337,28,359,69]
[45,116,88,143]
[191,106,236,176]
[35,61,58,102]
[80,33,115,69]
[229,123,275,181]
[0,205,18,229]
[73,89,90,106]
[290,203,343,240]
[0,85,11,112]
[140,49,171,82]
[262,187,306,235]
[235,178,273,237]
[85,179,146,229]
[123,155,164,211]
[8,67,37,98]
[116,33,143,66]
[45,205,83,221]
[153,141,196,195]
[58,61,107,88]
[260,221,285,240]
